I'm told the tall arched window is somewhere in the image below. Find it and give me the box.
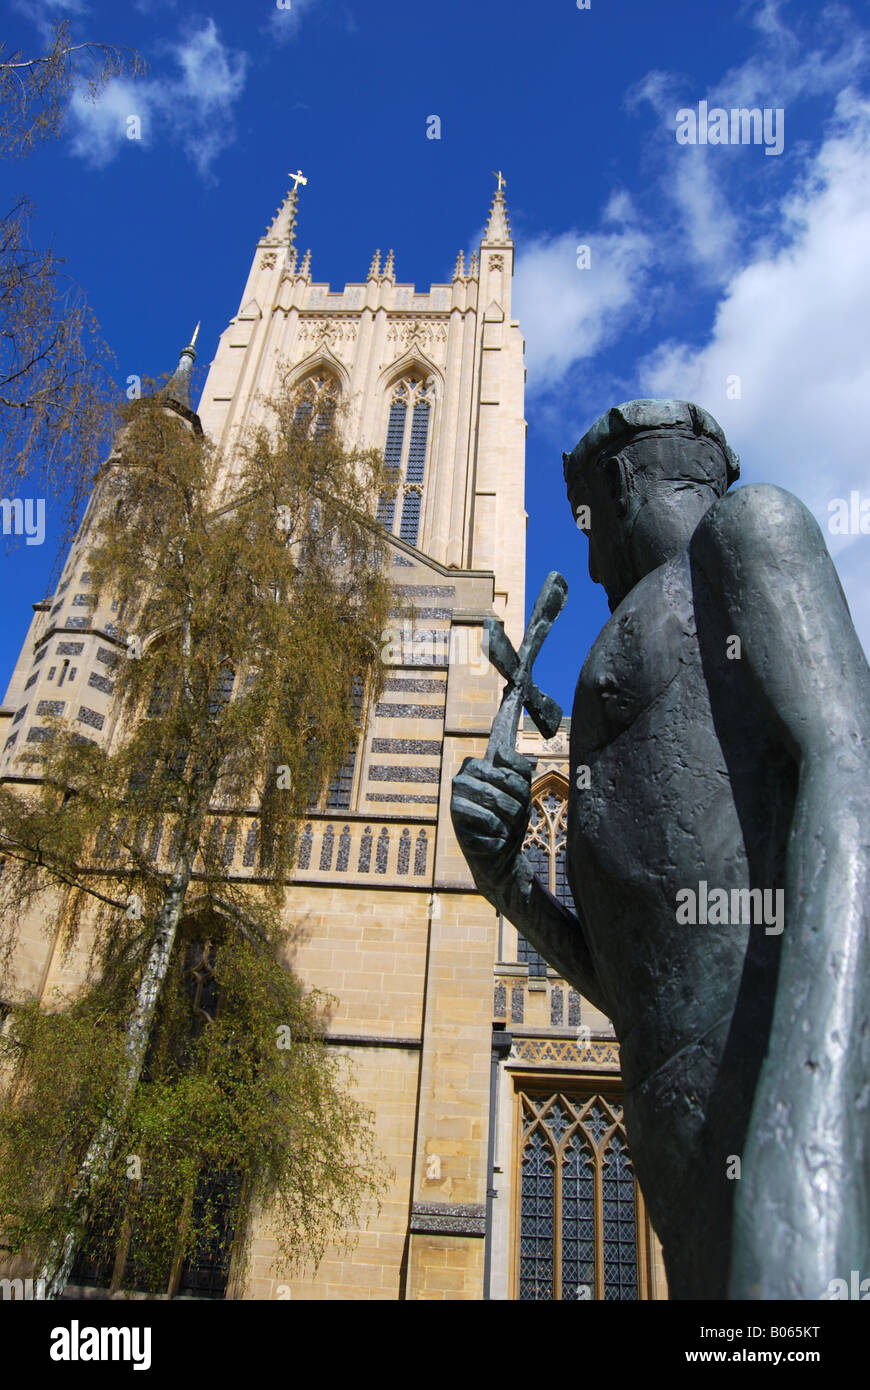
[376,376,433,546]
[519,777,575,974]
[517,1089,647,1301]
[292,372,338,438]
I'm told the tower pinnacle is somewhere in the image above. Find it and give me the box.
[482,171,512,245]
[263,177,304,249]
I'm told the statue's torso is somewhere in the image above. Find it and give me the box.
[568,546,795,1089]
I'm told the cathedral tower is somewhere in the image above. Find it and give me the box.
[0,178,664,1301]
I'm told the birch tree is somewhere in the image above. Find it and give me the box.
[0,377,397,1296]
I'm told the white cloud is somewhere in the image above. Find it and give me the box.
[638,88,870,649]
[625,3,870,283]
[68,78,147,165]
[672,153,744,283]
[266,0,318,45]
[514,224,655,393]
[519,8,870,653]
[716,0,868,110]
[67,19,247,176]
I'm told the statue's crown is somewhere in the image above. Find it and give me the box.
[563,399,740,509]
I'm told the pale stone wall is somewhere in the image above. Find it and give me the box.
[0,179,668,1301]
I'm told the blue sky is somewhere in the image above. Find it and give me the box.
[2,0,869,713]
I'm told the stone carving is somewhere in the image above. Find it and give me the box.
[297,317,357,349]
[386,318,448,358]
[539,731,568,754]
[451,398,870,1300]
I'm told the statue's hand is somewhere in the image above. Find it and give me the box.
[451,747,532,893]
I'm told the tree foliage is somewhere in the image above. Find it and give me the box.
[0,376,398,1293]
[0,19,142,159]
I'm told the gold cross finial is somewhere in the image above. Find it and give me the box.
[492,170,506,192]
[289,169,308,190]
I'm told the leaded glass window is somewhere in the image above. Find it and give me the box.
[207,667,235,718]
[292,372,338,439]
[324,674,365,811]
[519,780,574,975]
[517,1090,644,1301]
[376,377,433,546]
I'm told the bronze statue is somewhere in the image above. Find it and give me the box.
[451,399,870,1299]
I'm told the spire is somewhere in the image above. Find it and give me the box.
[368,249,381,279]
[468,249,479,277]
[299,248,312,279]
[382,249,395,281]
[453,249,465,279]
[482,170,512,244]
[163,325,198,411]
[264,183,299,249]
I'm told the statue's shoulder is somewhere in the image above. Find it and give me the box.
[693,484,821,566]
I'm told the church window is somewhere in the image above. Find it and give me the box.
[207,667,235,717]
[399,491,422,545]
[377,378,433,546]
[292,372,338,439]
[519,785,574,975]
[324,675,364,810]
[516,1090,647,1301]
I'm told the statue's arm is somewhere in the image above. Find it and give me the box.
[451,747,608,1015]
[691,483,870,1298]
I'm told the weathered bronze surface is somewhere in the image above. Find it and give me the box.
[451,399,870,1299]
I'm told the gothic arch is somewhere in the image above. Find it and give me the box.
[283,347,350,399]
[377,349,444,398]
[530,768,570,801]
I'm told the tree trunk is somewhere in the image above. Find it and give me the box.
[37,789,212,1299]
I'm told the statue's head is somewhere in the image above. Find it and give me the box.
[563,399,740,610]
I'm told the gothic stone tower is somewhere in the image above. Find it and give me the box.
[0,178,666,1300]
